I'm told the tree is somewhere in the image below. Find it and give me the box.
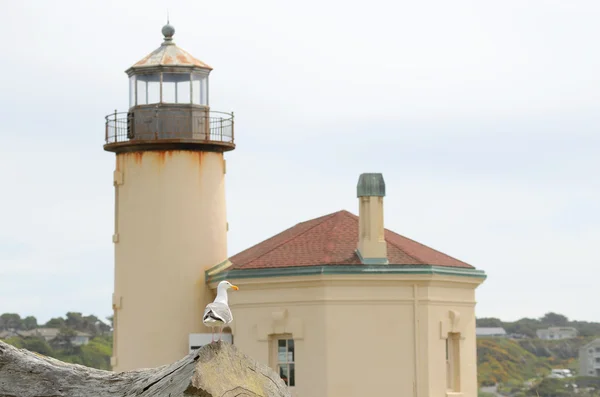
[20,337,53,356]
[476,318,504,328]
[51,327,77,354]
[45,317,66,328]
[79,314,97,336]
[540,312,569,327]
[528,378,571,396]
[22,316,38,330]
[65,312,84,330]
[503,317,543,338]
[96,318,111,335]
[0,314,23,331]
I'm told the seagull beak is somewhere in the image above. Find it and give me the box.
[231,285,239,290]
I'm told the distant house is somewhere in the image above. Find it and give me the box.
[579,339,600,377]
[536,327,578,340]
[476,327,507,337]
[18,327,60,341]
[70,332,92,346]
[548,369,573,379]
[17,328,91,346]
[0,330,18,339]
[507,333,529,340]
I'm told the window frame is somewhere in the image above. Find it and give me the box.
[128,72,210,107]
[271,335,295,388]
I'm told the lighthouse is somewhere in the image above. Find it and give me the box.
[104,23,234,372]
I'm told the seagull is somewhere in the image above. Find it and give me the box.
[203,280,239,343]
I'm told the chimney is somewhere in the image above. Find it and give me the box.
[356,173,388,265]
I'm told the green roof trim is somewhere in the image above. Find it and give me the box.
[206,264,486,284]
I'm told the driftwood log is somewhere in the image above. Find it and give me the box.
[0,340,291,397]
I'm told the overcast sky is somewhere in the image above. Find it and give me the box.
[0,0,598,325]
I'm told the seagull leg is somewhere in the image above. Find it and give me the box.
[219,326,223,342]
[211,328,214,343]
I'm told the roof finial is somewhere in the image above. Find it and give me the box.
[161,16,175,44]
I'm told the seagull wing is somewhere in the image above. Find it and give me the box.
[203,302,233,324]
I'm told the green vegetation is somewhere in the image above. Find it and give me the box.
[477,337,551,385]
[477,312,600,396]
[476,311,600,387]
[0,312,113,370]
[476,337,597,385]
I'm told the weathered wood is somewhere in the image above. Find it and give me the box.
[0,340,290,397]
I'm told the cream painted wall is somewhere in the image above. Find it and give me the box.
[324,301,415,396]
[220,274,483,397]
[112,150,227,372]
[421,284,479,397]
[227,282,329,397]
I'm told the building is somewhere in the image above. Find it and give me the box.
[507,333,529,340]
[536,327,578,340]
[208,174,486,397]
[0,330,18,339]
[579,339,600,377]
[15,328,91,346]
[105,23,487,397]
[548,369,573,378]
[476,327,507,338]
[104,23,234,371]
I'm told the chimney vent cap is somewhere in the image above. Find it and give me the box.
[357,173,385,197]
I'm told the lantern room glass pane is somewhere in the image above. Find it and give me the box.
[148,77,160,104]
[163,73,191,104]
[136,78,147,105]
[129,76,135,108]
[136,74,160,105]
[177,76,191,103]
[192,74,208,105]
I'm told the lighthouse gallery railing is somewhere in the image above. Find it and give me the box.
[105,109,234,145]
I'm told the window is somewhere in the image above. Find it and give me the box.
[192,74,208,105]
[595,347,600,352]
[446,332,461,392]
[136,74,160,105]
[163,73,191,104]
[276,339,295,386]
[595,357,600,363]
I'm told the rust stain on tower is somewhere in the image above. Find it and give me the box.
[156,151,167,166]
[133,152,144,165]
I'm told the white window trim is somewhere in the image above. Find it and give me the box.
[271,334,296,388]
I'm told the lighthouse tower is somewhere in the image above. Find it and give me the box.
[104,23,234,372]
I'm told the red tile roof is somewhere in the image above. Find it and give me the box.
[229,210,473,270]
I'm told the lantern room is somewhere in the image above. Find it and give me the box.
[126,24,210,108]
[104,23,234,153]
